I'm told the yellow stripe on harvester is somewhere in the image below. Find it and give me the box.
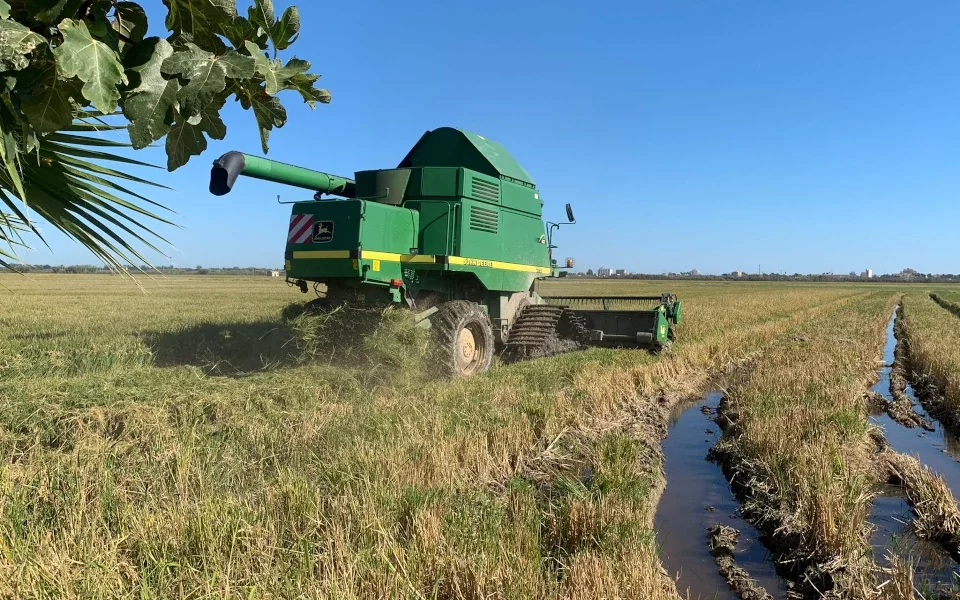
[399,254,437,264]
[292,250,550,275]
[363,251,441,264]
[446,255,551,274]
[292,250,352,259]
[359,250,402,262]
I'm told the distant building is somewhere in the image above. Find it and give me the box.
[681,269,701,277]
[860,269,873,279]
[270,270,281,278]
[615,269,626,276]
[597,267,613,277]
[733,270,743,278]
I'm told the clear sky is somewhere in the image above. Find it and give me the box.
[24,0,960,275]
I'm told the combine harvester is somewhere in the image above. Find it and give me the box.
[210,127,681,376]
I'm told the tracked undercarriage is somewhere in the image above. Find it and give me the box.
[501,305,585,361]
[501,295,680,362]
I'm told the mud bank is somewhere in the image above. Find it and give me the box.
[867,307,932,430]
[655,389,787,600]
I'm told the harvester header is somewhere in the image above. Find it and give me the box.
[208,127,680,376]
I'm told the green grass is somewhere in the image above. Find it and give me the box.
[1,274,957,599]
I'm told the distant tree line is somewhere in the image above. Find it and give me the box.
[13,265,284,277]
[571,267,958,283]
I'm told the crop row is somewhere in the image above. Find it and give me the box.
[713,292,901,597]
[898,292,960,427]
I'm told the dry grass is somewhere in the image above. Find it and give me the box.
[715,292,900,598]
[880,453,960,549]
[0,275,947,599]
[899,293,960,421]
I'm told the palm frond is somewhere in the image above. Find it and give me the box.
[0,113,177,274]
[0,209,29,269]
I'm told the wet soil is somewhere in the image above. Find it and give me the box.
[869,484,959,594]
[868,309,960,592]
[655,390,788,600]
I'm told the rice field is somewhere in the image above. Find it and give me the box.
[3,275,960,599]
[899,293,960,427]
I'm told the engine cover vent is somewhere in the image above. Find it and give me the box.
[469,205,498,234]
[471,177,500,203]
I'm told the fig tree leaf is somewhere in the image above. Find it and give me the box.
[200,108,226,140]
[26,0,82,25]
[248,0,275,34]
[273,7,300,51]
[220,15,266,49]
[273,58,330,107]
[163,0,237,35]
[88,4,120,51]
[123,37,179,149]
[19,58,82,133]
[244,40,281,94]
[275,57,308,79]
[112,2,149,47]
[235,81,286,153]
[249,0,299,52]
[165,110,226,171]
[53,19,128,114]
[161,43,254,117]
[0,21,46,71]
[288,73,331,107]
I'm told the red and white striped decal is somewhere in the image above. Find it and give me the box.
[287,214,314,244]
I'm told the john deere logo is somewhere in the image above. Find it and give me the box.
[313,221,334,242]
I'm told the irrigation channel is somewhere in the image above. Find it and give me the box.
[654,307,960,599]
[868,307,960,592]
[655,389,788,600]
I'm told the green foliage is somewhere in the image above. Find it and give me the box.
[0,0,329,270]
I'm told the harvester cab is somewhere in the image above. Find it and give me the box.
[209,127,681,376]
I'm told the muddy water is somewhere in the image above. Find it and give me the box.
[655,390,788,600]
[871,311,960,493]
[876,312,960,459]
[868,310,960,588]
[869,484,956,589]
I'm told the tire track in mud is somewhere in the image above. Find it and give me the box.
[655,385,787,600]
[867,306,960,596]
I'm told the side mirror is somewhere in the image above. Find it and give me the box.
[565,203,576,223]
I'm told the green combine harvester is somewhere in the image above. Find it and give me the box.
[210,127,681,376]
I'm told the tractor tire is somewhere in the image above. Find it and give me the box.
[433,301,495,377]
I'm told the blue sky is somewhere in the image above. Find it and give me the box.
[25,0,960,274]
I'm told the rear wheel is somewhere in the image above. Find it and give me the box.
[433,301,495,377]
